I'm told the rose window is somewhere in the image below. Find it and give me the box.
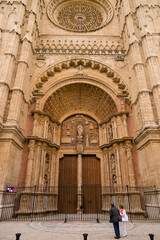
[47,0,114,32]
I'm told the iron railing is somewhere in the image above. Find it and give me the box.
[0,185,159,222]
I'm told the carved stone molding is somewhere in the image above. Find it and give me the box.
[47,0,114,32]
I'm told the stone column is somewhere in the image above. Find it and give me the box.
[32,114,38,136]
[120,1,155,130]
[77,153,82,213]
[25,140,35,187]
[52,153,58,189]
[103,125,107,144]
[43,117,49,139]
[99,125,103,146]
[101,153,105,188]
[122,114,128,137]
[31,142,42,186]
[103,152,110,188]
[76,124,84,213]
[52,126,56,144]
[118,143,129,187]
[112,117,118,139]
[0,1,26,124]
[126,141,135,187]
[115,146,122,187]
[50,152,56,188]
[39,144,46,187]
[117,116,123,138]
[7,1,39,128]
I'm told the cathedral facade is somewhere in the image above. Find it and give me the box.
[0,0,160,215]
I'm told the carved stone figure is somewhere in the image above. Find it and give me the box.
[48,124,52,142]
[77,124,83,137]
[44,153,50,191]
[108,124,113,141]
[110,153,117,186]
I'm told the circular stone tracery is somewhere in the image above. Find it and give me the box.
[47,0,114,32]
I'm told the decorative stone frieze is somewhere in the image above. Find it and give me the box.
[35,46,125,56]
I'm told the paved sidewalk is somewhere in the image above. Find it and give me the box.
[0,221,159,240]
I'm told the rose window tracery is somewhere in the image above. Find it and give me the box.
[47,0,114,32]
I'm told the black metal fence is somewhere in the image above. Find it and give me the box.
[0,185,160,222]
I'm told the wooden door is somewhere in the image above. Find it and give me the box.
[82,155,101,213]
[58,155,77,213]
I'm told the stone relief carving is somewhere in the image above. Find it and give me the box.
[48,124,52,142]
[110,153,117,185]
[61,114,99,147]
[44,153,50,191]
[101,112,129,145]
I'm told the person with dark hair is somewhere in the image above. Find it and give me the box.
[119,205,128,237]
[110,203,121,239]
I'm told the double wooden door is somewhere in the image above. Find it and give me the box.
[58,155,101,213]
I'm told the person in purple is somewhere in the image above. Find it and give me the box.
[110,203,121,239]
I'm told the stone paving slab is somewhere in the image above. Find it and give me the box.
[0,221,159,240]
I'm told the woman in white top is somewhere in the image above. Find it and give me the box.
[119,205,128,237]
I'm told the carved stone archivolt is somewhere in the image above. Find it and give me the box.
[47,0,114,32]
[31,58,130,104]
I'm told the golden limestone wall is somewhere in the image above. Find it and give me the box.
[116,0,160,187]
[0,0,160,196]
[0,0,43,189]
